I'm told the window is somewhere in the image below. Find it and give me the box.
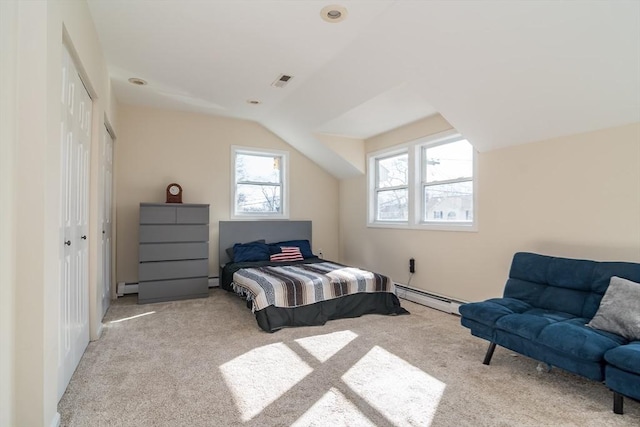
[421,138,474,224]
[374,151,408,221]
[368,132,476,231]
[232,146,288,218]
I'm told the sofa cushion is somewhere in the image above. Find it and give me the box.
[604,341,640,375]
[458,297,531,327]
[587,276,640,341]
[536,318,626,362]
[495,309,575,340]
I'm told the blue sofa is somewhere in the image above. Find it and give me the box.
[459,252,640,414]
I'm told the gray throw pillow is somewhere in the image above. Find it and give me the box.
[587,276,640,341]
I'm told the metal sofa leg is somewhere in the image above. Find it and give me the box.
[483,342,497,365]
[613,391,624,415]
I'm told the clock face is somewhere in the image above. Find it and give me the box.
[169,185,180,196]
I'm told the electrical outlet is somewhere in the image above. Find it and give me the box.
[409,258,415,273]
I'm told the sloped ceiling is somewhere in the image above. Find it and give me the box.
[87,0,640,179]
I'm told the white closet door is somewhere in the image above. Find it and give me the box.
[100,125,114,318]
[58,45,91,401]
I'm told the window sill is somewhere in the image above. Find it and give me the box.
[231,213,290,221]
[367,221,478,232]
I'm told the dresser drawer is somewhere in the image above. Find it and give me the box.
[139,242,208,262]
[138,277,208,304]
[177,206,209,224]
[140,206,177,224]
[139,225,208,243]
[139,259,208,281]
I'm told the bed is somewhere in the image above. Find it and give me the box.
[219,220,409,332]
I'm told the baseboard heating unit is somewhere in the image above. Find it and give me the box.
[395,283,465,315]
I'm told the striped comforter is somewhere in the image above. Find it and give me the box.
[232,261,395,311]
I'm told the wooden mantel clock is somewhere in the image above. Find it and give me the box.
[166,183,183,203]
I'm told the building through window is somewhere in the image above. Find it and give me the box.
[368,132,476,231]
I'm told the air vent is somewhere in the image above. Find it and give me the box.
[272,74,293,88]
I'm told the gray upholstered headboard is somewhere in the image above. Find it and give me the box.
[218,220,312,266]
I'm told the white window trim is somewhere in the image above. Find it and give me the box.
[231,145,289,220]
[367,130,478,232]
[370,148,410,224]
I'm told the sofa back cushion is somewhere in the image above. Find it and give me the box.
[504,252,640,319]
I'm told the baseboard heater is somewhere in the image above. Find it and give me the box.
[117,277,220,297]
[394,283,465,315]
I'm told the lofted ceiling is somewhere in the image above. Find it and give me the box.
[87,0,640,179]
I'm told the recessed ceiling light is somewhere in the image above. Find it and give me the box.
[320,5,348,23]
[247,99,262,105]
[128,77,147,86]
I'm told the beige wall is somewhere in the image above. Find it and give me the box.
[340,117,640,302]
[115,105,340,283]
[4,0,118,425]
[314,133,366,173]
[0,1,18,424]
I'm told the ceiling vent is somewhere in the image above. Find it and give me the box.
[272,74,293,88]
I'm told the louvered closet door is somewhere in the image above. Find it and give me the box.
[58,45,92,401]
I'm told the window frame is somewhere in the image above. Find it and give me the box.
[372,149,410,223]
[367,130,477,232]
[231,145,289,220]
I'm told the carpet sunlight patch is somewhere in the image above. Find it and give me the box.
[342,346,446,426]
[108,311,155,324]
[220,342,313,421]
[295,330,358,362]
[291,387,377,427]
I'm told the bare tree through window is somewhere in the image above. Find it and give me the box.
[376,153,408,221]
[234,150,285,215]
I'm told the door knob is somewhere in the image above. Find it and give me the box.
[81,235,87,240]
[64,240,71,246]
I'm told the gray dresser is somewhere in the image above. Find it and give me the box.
[138,203,210,304]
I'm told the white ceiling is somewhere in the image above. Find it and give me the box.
[87,0,640,179]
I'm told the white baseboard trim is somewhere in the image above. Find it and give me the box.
[395,283,465,315]
[92,322,104,341]
[50,411,61,427]
[117,277,219,297]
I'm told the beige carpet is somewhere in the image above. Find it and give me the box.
[58,288,640,426]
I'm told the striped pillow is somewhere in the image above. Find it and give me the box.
[270,246,304,262]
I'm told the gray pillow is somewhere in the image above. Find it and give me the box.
[587,276,640,341]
